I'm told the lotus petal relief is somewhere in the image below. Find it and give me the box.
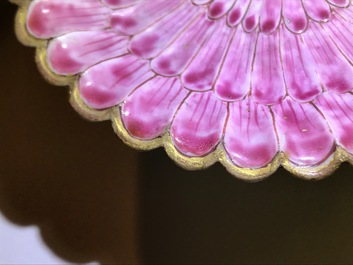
[11,0,353,180]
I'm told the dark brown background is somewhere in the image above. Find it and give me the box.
[1,1,353,264]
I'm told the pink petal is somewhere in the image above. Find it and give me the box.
[272,99,335,166]
[224,98,278,168]
[326,0,350,7]
[208,0,235,20]
[47,30,128,75]
[27,0,111,38]
[121,77,188,140]
[303,22,353,94]
[315,92,353,154]
[279,25,321,102]
[323,12,353,63]
[259,0,282,33]
[214,27,256,101]
[192,0,212,5]
[151,15,215,77]
[129,2,200,59]
[242,0,262,32]
[101,0,142,9]
[110,0,183,35]
[335,4,353,20]
[302,0,331,22]
[79,55,154,109]
[251,31,285,105]
[282,0,308,33]
[171,91,227,156]
[227,0,251,27]
[181,20,233,91]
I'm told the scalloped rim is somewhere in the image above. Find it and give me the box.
[10,0,353,181]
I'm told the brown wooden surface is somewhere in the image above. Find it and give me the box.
[1,1,353,264]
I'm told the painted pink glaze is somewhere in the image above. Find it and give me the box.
[227,0,250,27]
[260,0,282,34]
[224,98,278,168]
[280,25,321,102]
[302,0,331,22]
[251,31,285,105]
[243,0,262,32]
[272,99,335,166]
[171,92,227,156]
[122,77,188,139]
[208,0,234,20]
[192,0,213,5]
[327,0,350,7]
[323,12,353,63]
[282,0,307,33]
[110,0,183,35]
[79,55,154,109]
[181,20,232,91]
[25,0,353,171]
[215,27,256,101]
[129,2,200,59]
[315,93,353,154]
[47,30,128,75]
[151,15,215,76]
[303,23,353,94]
[101,0,142,9]
[27,0,110,38]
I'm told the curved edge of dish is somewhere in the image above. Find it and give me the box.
[11,0,353,181]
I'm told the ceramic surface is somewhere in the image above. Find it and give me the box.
[11,0,353,180]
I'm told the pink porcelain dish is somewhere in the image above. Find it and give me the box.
[11,0,353,180]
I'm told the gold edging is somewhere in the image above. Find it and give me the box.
[11,0,353,181]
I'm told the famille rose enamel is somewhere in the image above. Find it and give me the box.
[11,0,353,180]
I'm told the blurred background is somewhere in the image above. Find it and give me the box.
[1,1,353,264]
